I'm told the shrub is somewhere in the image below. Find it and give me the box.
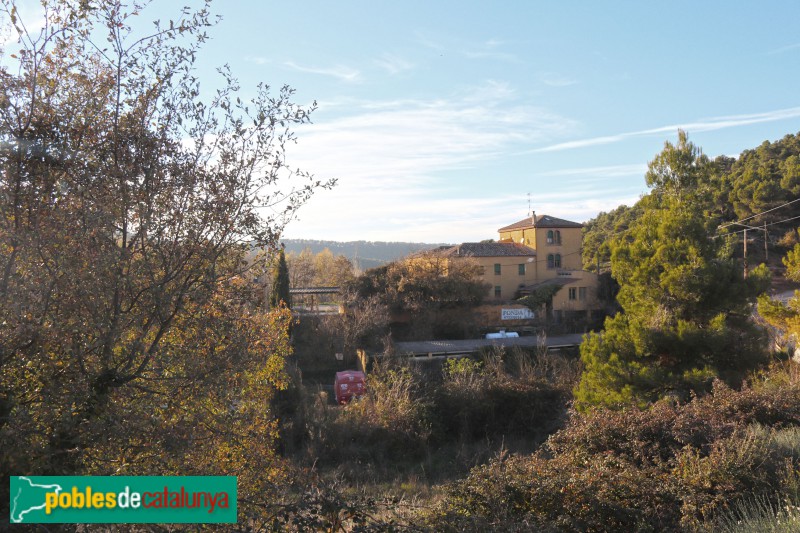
[429,364,800,531]
[290,360,434,466]
[715,495,800,533]
[432,351,572,443]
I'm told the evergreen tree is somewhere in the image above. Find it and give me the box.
[758,243,800,341]
[270,247,291,309]
[575,134,770,409]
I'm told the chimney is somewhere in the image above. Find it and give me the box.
[531,210,536,227]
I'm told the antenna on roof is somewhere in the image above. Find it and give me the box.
[527,192,531,217]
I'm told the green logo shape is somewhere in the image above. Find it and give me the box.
[9,476,237,524]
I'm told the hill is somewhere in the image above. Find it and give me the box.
[280,239,452,271]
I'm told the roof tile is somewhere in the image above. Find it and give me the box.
[498,214,582,232]
[436,242,537,258]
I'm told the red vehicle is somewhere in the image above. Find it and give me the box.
[334,370,366,404]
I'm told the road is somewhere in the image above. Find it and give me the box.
[392,333,586,357]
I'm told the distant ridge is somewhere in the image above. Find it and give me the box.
[281,239,453,271]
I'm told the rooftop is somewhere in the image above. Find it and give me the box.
[437,242,537,258]
[498,214,583,232]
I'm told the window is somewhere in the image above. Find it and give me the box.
[554,254,561,268]
[494,285,501,298]
[579,287,586,301]
[547,230,554,244]
[547,254,554,269]
[494,263,501,275]
[518,263,525,275]
[568,287,577,300]
[554,230,561,244]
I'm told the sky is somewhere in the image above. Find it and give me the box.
[9,1,800,243]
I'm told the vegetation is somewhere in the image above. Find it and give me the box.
[583,131,800,271]
[270,247,292,309]
[0,0,330,523]
[582,204,643,272]
[285,246,355,289]
[277,347,579,482]
[427,362,800,532]
[282,239,451,271]
[344,252,489,340]
[759,241,800,344]
[6,2,800,531]
[575,132,771,409]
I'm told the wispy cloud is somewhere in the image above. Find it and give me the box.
[244,55,269,65]
[533,106,800,153]
[768,42,800,55]
[414,30,445,52]
[283,61,361,83]
[463,50,520,62]
[281,84,582,242]
[539,72,578,87]
[541,164,647,181]
[374,54,414,75]
[463,39,519,63]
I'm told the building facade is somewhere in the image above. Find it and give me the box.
[436,213,601,317]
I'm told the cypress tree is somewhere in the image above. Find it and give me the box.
[270,247,291,309]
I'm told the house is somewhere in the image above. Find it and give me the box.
[436,241,538,301]
[434,213,601,321]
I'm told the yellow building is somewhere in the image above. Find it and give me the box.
[436,213,601,320]
[437,242,538,301]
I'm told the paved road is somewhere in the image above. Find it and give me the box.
[392,333,586,357]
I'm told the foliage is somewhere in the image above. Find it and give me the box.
[727,132,800,234]
[344,252,488,340]
[270,247,292,309]
[347,253,488,313]
[516,284,561,311]
[288,360,434,466]
[583,131,800,276]
[339,293,390,355]
[582,204,644,271]
[428,364,800,532]
[286,246,355,288]
[282,349,577,481]
[715,495,800,533]
[0,0,330,522]
[434,351,571,443]
[576,133,771,409]
[759,242,800,344]
[267,474,414,532]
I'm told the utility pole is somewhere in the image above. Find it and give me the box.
[724,222,770,278]
[743,228,748,279]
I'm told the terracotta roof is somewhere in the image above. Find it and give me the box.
[498,214,583,232]
[437,242,537,258]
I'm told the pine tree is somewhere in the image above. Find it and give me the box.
[575,134,770,409]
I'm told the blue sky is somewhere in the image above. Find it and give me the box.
[10,1,800,243]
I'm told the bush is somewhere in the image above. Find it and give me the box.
[432,350,573,443]
[428,364,800,531]
[289,359,434,467]
[715,495,800,533]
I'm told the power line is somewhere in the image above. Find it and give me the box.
[713,213,800,239]
[718,197,800,229]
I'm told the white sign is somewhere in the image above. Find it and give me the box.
[501,308,534,320]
